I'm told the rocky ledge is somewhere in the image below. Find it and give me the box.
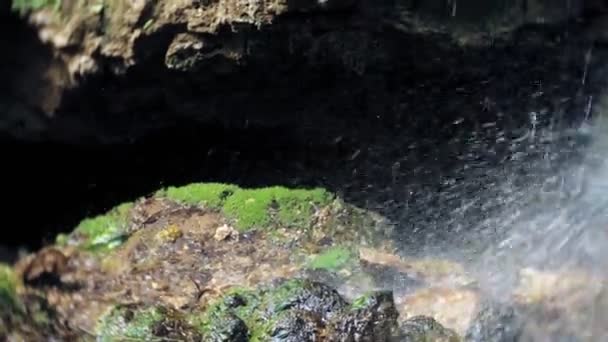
[0,183,450,341]
[3,0,608,143]
[2,183,608,341]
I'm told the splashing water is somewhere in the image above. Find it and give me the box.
[387,87,608,340]
[467,106,608,340]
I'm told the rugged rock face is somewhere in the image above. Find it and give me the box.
[4,1,608,340]
[3,182,608,340]
[4,0,608,265]
[3,0,608,143]
[0,183,451,340]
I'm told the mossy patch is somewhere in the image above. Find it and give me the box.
[12,0,61,14]
[272,187,332,227]
[54,233,69,246]
[191,279,346,342]
[308,246,355,271]
[190,287,265,341]
[264,279,309,313]
[0,264,20,313]
[96,305,165,341]
[350,293,373,311]
[72,202,133,251]
[157,183,333,232]
[222,188,277,230]
[158,183,238,208]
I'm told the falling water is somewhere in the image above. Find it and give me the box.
[386,73,608,338]
[464,97,608,340]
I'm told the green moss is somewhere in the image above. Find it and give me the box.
[12,0,61,14]
[350,292,374,311]
[222,188,276,230]
[159,183,238,208]
[308,246,354,271]
[54,233,69,246]
[158,183,333,232]
[190,287,262,341]
[74,202,133,251]
[96,305,165,341]
[191,281,318,342]
[0,264,20,313]
[223,186,332,231]
[274,187,332,227]
[265,279,307,312]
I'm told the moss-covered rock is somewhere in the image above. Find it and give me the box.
[205,311,250,342]
[11,0,60,14]
[189,279,412,342]
[16,182,404,339]
[190,288,265,341]
[191,279,348,341]
[96,304,201,341]
[224,187,330,231]
[308,246,356,272]
[268,279,347,320]
[56,183,390,257]
[0,264,20,314]
[399,316,461,342]
[192,292,254,342]
[270,309,324,342]
[68,202,133,251]
[158,183,239,208]
[96,305,165,341]
[158,183,333,232]
[328,291,400,341]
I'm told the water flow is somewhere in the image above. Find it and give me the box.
[468,102,608,340]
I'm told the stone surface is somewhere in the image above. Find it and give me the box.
[0,183,403,339]
[3,0,607,143]
[399,315,460,342]
[214,224,238,241]
[399,287,479,336]
[327,290,400,341]
[4,182,608,340]
[465,301,523,342]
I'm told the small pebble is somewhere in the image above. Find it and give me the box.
[214,224,238,241]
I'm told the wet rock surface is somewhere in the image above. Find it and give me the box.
[2,0,608,144]
[271,310,323,342]
[4,1,608,340]
[465,301,523,342]
[0,184,415,340]
[3,183,608,340]
[4,0,608,265]
[269,280,348,321]
[327,290,400,342]
[399,316,460,342]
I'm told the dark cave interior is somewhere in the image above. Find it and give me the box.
[1,2,606,261]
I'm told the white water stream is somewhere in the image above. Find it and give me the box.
[391,87,608,340]
[455,98,608,340]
